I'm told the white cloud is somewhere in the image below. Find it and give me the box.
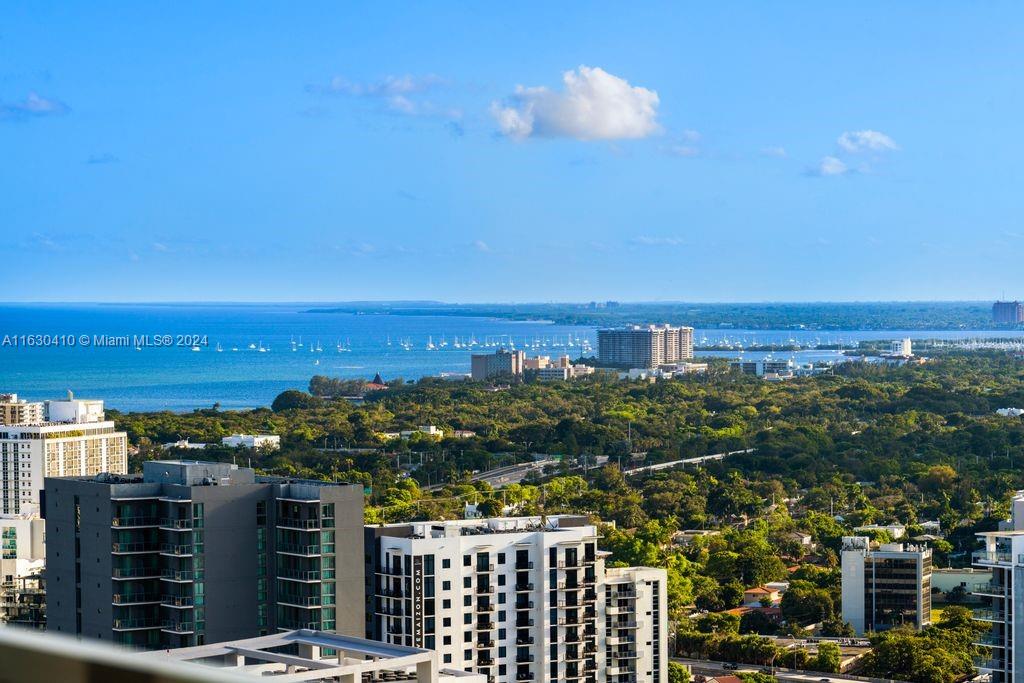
[811,156,849,177]
[1,92,69,120]
[837,130,898,153]
[760,146,787,158]
[665,144,699,158]
[152,242,170,252]
[471,240,492,253]
[307,74,459,119]
[492,66,660,141]
[631,235,686,247]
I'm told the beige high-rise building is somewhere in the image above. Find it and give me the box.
[598,325,694,368]
[470,348,526,381]
[0,394,44,426]
[0,394,127,515]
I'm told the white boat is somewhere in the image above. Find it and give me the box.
[258,341,267,353]
[297,336,304,348]
[216,343,223,352]
[231,346,239,352]
[314,359,320,366]
[315,340,323,352]
[426,336,436,350]
[248,343,256,349]
[191,345,201,352]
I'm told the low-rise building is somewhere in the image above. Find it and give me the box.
[399,425,444,440]
[221,434,281,450]
[730,358,794,377]
[853,523,906,540]
[841,536,932,635]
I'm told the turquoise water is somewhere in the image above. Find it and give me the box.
[2,304,1022,412]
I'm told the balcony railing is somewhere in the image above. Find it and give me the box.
[113,618,162,630]
[112,593,160,604]
[112,566,161,579]
[159,518,193,530]
[972,582,1010,597]
[162,595,195,607]
[111,542,159,553]
[277,518,321,530]
[160,543,193,556]
[973,550,1014,564]
[279,569,322,582]
[111,516,159,528]
[277,543,321,556]
[161,621,195,633]
[160,569,195,582]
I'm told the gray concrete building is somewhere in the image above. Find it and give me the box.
[840,536,932,636]
[43,460,364,649]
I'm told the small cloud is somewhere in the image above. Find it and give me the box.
[837,130,899,153]
[471,240,492,253]
[307,74,459,121]
[491,66,660,141]
[630,235,686,247]
[807,155,849,177]
[664,144,699,158]
[760,146,787,158]
[1,92,69,120]
[152,242,170,252]
[86,153,119,165]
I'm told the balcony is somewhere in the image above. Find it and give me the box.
[279,594,323,608]
[516,654,535,663]
[516,561,534,570]
[277,518,321,530]
[279,569,322,583]
[610,650,639,659]
[477,657,494,666]
[277,543,321,557]
[375,605,404,617]
[515,583,534,592]
[516,636,534,645]
[475,585,495,595]
[515,601,534,610]
[476,620,496,630]
[159,518,193,530]
[162,594,195,608]
[111,542,159,554]
[973,608,1009,622]
[112,566,161,580]
[973,582,1010,597]
[516,673,533,681]
[974,633,1007,648]
[161,621,195,634]
[475,640,494,649]
[474,602,495,613]
[160,569,195,582]
[112,593,160,605]
[112,618,161,631]
[974,657,1007,672]
[111,516,159,528]
[159,543,193,557]
[515,618,534,628]
[609,620,642,630]
[475,564,495,573]
[973,550,1013,565]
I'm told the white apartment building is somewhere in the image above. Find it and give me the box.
[890,338,913,357]
[0,395,127,514]
[0,507,46,627]
[221,433,281,449]
[971,492,1024,683]
[364,515,668,683]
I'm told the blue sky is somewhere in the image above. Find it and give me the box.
[2,2,1022,302]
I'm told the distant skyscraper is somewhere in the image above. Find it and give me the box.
[597,325,693,368]
[993,301,1024,324]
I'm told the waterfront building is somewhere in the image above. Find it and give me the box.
[729,358,793,377]
[364,515,668,683]
[970,492,1024,681]
[0,393,127,515]
[0,394,44,426]
[220,434,281,450]
[597,325,694,369]
[993,301,1024,324]
[471,349,526,381]
[840,536,932,636]
[889,338,913,357]
[43,460,364,649]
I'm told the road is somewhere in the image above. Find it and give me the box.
[622,448,755,476]
[423,459,558,491]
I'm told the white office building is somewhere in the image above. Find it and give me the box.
[971,492,1024,682]
[365,515,668,683]
[841,536,932,636]
[0,394,128,514]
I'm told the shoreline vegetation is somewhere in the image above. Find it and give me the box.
[306,301,1021,331]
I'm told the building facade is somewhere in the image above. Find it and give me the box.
[0,509,46,627]
[597,325,694,369]
[841,536,932,636]
[364,515,668,683]
[0,394,44,426]
[970,492,1024,682]
[43,460,364,649]
[0,395,127,515]
[993,301,1024,324]
[470,349,526,381]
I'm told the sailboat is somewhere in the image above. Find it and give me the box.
[248,342,257,350]
[297,336,304,348]
[258,341,267,353]
[315,340,323,352]
[386,335,392,347]
[216,342,223,353]
[426,336,436,350]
